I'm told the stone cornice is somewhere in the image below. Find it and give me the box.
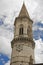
[14,16,33,25]
[10,61,30,65]
[11,37,35,48]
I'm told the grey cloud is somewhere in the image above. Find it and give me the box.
[32,0,43,21]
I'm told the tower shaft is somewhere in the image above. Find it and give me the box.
[10,3,35,65]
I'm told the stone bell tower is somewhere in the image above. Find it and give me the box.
[10,3,35,65]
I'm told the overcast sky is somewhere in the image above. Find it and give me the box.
[0,0,43,21]
[0,0,43,65]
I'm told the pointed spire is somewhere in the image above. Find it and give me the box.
[18,3,29,17]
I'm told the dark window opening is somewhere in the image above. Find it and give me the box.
[19,27,23,35]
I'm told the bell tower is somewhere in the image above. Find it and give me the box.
[10,3,35,65]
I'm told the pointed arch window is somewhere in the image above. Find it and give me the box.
[19,24,24,35]
[19,27,23,35]
[27,26,31,35]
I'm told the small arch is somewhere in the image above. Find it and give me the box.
[19,24,24,35]
[27,26,31,35]
[19,27,23,35]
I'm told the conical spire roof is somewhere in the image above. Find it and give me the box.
[19,3,29,17]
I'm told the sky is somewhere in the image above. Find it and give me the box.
[0,0,43,65]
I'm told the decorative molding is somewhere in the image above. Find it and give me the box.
[14,16,33,25]
[11,37,35,48]
[16,44,23,52]
[11,61,30,65]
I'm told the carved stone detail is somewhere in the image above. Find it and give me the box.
[16,44,23,52]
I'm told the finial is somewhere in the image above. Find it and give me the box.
[23,0,24,2]
[23,0,25,4]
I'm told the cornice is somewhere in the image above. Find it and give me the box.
[11,37,35,48]
[14,16,33,25]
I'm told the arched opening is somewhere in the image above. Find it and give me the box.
[19,24,23,35]
[19,27,23,35]
[27,26,31,35]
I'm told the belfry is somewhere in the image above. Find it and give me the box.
[10,3,35,65]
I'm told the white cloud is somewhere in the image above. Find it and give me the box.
[4,12,15,25]
[32,0,43,22]
[0,0,23,15]
[0,0,38,20]
[39,28,43,31]
[34,38,43,63]
[32,25,38,31]
[5,61,10,65]
[41,21,43,24]
[0,25,14,41]
[33,24,43,31]
[0,14,13,58]
[0,36,12,58]
[0,0,43,22]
